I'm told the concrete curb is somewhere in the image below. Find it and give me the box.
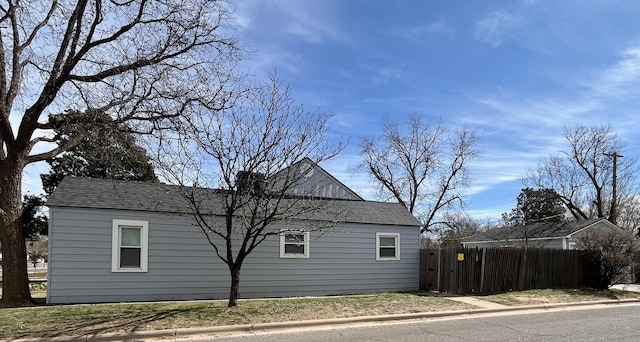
[10,298,640,342]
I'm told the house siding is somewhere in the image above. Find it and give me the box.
[48,207,419,304]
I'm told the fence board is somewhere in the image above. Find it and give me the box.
[419,247,589,294]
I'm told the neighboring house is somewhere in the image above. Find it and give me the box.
[46,159,421,304]
[461,218,624,250]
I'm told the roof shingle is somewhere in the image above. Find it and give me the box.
[47,177,421,227]
[463,218,609,242]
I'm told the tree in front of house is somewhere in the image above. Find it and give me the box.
[576,229,640,289]
[40,110,158,197]
[0,1,241,307]
[524,125,638,228]
[437,213,481,247]
[26,236,48,270]
[19,110,158,247]
[155,75,345,307]
[360,116,480,235]
[502,187,566,226]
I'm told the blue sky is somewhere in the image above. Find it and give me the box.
[21,1,640,221]
[227,0,640,221]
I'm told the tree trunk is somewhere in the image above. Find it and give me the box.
[228,267,241,307]
[0,163,34,307]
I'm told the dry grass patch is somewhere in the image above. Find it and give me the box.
[0,292,471,340]
[477,288,640,306]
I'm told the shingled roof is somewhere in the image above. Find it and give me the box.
[47,177,421,227]
[463,218,615,242]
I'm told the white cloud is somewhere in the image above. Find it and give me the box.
[371,66,408,84]
[586,45,640,100]
[394,17,455,39]
[272,1,347,44]
[459,40,640,221]
[228,1,252,31]
[475,10,524,47]
[242,46,305,76]
[424,17,455,35]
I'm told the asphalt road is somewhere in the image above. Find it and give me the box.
[182,304,640,342]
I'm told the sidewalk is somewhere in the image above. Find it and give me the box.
[445,295,508,309]
[9,296,640,342]
[610,284,640,293]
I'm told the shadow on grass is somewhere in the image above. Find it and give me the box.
[8,304,234,340]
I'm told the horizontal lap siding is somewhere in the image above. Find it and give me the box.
[48,207,419,304]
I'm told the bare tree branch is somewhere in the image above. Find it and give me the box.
[153,74,345,307]
[360,116,480,234]
[0,0,242,307]
[524,125,639,230]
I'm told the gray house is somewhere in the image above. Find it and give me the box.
[461,218,623,250]
[46,159,421,304]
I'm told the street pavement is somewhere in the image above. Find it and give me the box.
[177,303,640,342]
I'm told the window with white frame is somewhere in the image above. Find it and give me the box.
[112,219,149,272]
[280,230,310,258]
[376,233,400,260]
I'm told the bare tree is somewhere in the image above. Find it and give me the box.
[155,75,345,307]
[26,236,47,270]
[576,229,640,288]
[524,125,638,229]
[616,197,640,236]
[360,116,480,234]
[438,212,480,247]
[0,0,241,307]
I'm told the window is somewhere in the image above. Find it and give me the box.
[376,233,400,260]
[112,220,148,272]
[280,230,309,258]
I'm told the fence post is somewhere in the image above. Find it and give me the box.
[437,248,442,291]
[479,248,486,293]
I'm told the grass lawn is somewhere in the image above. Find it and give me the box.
[477,288,640,306]
[0,292,471,340]
[1,286,638,340]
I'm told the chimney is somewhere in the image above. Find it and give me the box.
[236,171,265,196]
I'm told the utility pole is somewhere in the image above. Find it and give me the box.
[604,152,623,225]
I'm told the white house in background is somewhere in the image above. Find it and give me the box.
[462,218,624,250]
[46,158,421,304]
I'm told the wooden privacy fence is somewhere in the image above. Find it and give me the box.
[420,247,590,295]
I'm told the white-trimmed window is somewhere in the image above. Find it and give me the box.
[376,233,400,260]
[280,230,310,258]
[112,219,149,272]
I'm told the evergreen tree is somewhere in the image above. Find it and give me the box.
[21,195,48,240]
[502,187,566,226]
[41,110,158,196]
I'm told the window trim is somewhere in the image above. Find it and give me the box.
[112,219,149,272]
[376,232,400,261]
[279,230,310,258]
